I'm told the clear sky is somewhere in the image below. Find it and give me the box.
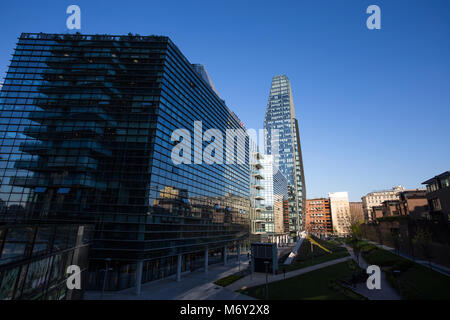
[0,0,449,201]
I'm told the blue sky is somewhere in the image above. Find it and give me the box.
[0,0,449,201]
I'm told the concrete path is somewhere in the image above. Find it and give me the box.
[84,255,255,300]
[228,256,352,292]
[278,243,296,259]
[343,244,401,300]
[283,232,307,265]
[363,239,450,277]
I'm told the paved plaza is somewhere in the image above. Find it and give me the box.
[85,255,255,300]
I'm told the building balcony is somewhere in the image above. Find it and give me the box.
[251,162,263,169]
[28,110,62,121]
[23,126,48,138]
[47,156,98,170]
[13,159,40,170]
[252,171,264,179]
[60,141,112,157]
[19,141,50,155]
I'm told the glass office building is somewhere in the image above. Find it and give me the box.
[0,222,93,300]
[264,75,306,237]
[0,33,250,291]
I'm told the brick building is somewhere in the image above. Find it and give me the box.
[305,198,332,238]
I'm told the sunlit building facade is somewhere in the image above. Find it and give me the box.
[264,75,306,239]
[260,155,289,244]
[362,186,405,223]
[328,192,351,237]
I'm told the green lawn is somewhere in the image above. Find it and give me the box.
[280,237,349,272]
[363,247,408,266]
[281,250,349,272]
[309,235,346,252]
[214,274,245,287]
[239,261,364,300]
[393,262,450,300]
[356,239,450,299]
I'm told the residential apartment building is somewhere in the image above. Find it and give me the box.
[381,200,401,217]
[0,33,251,294]
[328,192,351,237]
[249,144,265,242]
[422,171,450,225]
[260,155,290,245]
[374,189,428,220]
[362,186,405,222]
[398,189,428,219]
[305,198,332,238]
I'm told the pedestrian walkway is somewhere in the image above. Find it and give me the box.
[342,244,401,300]
[228,256,352,292]
[283,232,306,265]
[363,239,450,277]
[84,255,254,300]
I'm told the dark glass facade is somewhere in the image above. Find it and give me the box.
[0,33,250,291]
[0,223,92,299]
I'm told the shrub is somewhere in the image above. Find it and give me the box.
[391,260,414,273]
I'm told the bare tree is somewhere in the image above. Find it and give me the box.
[412,228,433,267]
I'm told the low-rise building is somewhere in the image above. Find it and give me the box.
[362,186,405,222]
[305,198,332,238]
[381,200,401,217]
[372,206,383,220]
[422,171,450,225]
[398,189,429,219]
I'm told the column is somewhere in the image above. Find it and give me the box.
[204,248,209,273]
[135,261,143,295]
[176,254,182,282]
[223,246,227,265]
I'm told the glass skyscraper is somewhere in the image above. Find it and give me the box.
[0,33,250,292]
[264,75,306,238]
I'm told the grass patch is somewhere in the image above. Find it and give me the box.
[281,250,349,272]
[357,241,450,300]
[239,261,363,300]
[307,235,332,253]
[390,262,450,300]
[309,235,347,253]
[214,274,244,287]
[280,238,349,272]
[363,247,408,267]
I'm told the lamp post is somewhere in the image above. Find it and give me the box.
[101,258,112,300]
[264,261,269,300]
[310,241,314,265]
[238,246,241,272]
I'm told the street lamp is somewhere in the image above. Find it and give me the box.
[264,261,270,300]
[101,258,112,300]
[238,246,241,272]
